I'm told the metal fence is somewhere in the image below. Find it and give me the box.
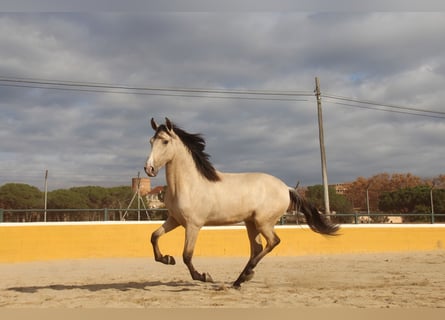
[281,211,445,225]
[1,208,444,224]
[0,208,168,223]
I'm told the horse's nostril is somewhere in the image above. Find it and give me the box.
[145,165,156,177]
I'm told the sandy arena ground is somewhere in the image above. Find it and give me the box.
[1,251,445,308]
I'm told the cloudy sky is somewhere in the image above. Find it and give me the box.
[1,11,444,190]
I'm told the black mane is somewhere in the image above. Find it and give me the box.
[156,123,220,182]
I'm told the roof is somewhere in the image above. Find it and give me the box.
[147,186,164,195]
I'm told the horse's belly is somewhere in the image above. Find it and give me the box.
[204,208,250,226]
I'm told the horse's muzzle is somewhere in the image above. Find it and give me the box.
[144,166,158,177]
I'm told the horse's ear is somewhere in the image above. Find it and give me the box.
[150,118,158,131]
[165,117,173,132]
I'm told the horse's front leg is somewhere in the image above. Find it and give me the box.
[151,216,180,265]
[183,225,214,283]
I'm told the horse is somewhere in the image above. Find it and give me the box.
[144,117,339,288]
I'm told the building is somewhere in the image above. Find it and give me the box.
[146,186,166,209]
[332,182,351,195]
[131,177,151,196]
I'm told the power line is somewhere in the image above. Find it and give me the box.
[324,98,445,119]
[1,75,443,118]
[0,82,309,102]
[323,93,445,117]
[0,76,313,99]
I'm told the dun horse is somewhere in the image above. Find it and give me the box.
[144,118,339,288]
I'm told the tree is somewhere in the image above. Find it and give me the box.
[47,189,89,209]
[0,182,151,221]
[344,176,369,211]
[305,184,353,223]
[105,186,141,220]
[106,186,135,209]
[0,183,43,209]
[0,183,44,222]
[45,186,138,221]
[432,189,445,222]
[70,186,111,208]
[378,186,443,222]
[345,172,425,212]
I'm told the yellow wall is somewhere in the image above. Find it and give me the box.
[1,222,444,263]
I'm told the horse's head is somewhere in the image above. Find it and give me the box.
[144,117,177,177]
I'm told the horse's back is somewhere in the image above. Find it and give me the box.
[215,171,290,221]
[218,171,286,189]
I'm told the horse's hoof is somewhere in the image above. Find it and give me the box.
[204,272,214,283]
[232,282,242,290]
[164,255,176,265]
[245,270,255,282]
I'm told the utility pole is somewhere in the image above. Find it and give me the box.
[44,169,48,222]
[314,77,331,215]
[366,182,371,220]
[137,171,141,221]
[430,181,435,224]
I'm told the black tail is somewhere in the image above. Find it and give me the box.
[289,188,339,236]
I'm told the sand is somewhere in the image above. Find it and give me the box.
[1,251,445,308]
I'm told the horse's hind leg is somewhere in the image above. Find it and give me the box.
[246,220,263,259]
[242,220,263,282]
[233,225,280,288]
[151,216,180,265]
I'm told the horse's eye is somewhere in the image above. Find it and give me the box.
[163,140,169,145]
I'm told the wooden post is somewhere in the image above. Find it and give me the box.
[315,77,331,215]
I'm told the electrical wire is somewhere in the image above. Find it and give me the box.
[0,76,443,118]
[0,83,309,102]
[323,93,445,117]
[323,98,445,119]
[0,76,313,99]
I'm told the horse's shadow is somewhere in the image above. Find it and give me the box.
[7,280,201,294]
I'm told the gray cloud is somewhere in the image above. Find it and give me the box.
[0,12,444,190]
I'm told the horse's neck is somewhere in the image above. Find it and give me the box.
[165,144,202,198]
